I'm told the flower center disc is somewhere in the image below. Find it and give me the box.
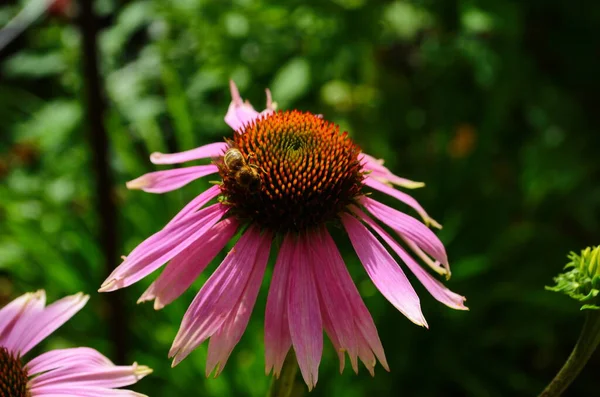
[0,347,30,397]
[218,110,364,233]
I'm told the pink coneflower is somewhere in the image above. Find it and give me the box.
[0,290,152,397]
[100,81,467,389]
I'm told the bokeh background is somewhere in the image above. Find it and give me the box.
[1,0,599,396]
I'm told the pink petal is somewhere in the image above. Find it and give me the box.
[26,348,113,375]
[29,386,147,397]
[169,226,270,366]
[29,362,152,389]
[118,202,219,267]
[125,164,218,194]
[355,331,377,376]
[288,234,322,390]
[99,204,227,292]
[320,309,346,373]
[364,177,441,229]
[311,230,358,373]
[138,217,239,309]
[205,230,273,377]
[224,80,260,132]
[150,142,228,165]
[341,213,427,327]
[6,293,88,356]
[360,153,425,189]
[0,290,45,346]
[264,234,294,377]
[401,236,449,278]
[265,88,275,111]
[319,227,389,373]
[354,208,468,310]
[166,184,221,227]
[360,196,448,266]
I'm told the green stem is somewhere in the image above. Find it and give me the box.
[539,310,600,397]
[268,351,300,397]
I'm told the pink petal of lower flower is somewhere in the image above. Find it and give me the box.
[29,362,152,389]
[288,234,322,391]
[365,177,441,229]
[169,226,270,366]
[205,230,272,377]
[26,348,113,375]
[7,293,88,356]
[360,196,448,266]
[355,209,468,310]
[264,234,294,377]
[138,217,239,309]
[0,290,45,346]
[150,142,228,164]
[341,213,427,328]
[100,204,227,292]
[28,385,147,397]
[125,164,218,194]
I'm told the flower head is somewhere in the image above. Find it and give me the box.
[0,291,151,397]
[547,245,600,310]
[101,81,467,390]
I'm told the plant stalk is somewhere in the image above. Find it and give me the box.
[268,350,300,397]
[77,0,126,363]
[539,310,600,397]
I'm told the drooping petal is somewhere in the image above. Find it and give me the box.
[354,208,468,310]
[0,290,45,345]
[360,153,424,189]
[118,202,223,267]
[125,165,219,194]
[355,331,377,376]
[99,204,227,292]
[169,226,270,366]
[364,177,441,229]
[6,293,88,356]
[28,361,152,390]
[341,213,427,327]
[311,229,358,373]
[400,235,449,278]
[205,230,272,377]
[150,142,228,165]
[360,196,448,267]
[320,308,346,373]
[165,184,221,227]
[26,348,113,375]
[264,234,294,377]
[138,217,239,310]
[319,228,389,373]
[288,234,322,390]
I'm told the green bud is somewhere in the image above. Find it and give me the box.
[546,246,600,310]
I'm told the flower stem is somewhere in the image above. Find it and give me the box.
[539,310,600,397]
[268,351,301,397]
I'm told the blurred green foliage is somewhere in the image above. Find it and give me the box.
[1,0,599,396]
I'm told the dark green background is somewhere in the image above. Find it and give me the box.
[1,0,599,396]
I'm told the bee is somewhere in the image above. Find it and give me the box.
[223,147,261,192]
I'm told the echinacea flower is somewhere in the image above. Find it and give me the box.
[100,81,467,389]
[0,290,152,397]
